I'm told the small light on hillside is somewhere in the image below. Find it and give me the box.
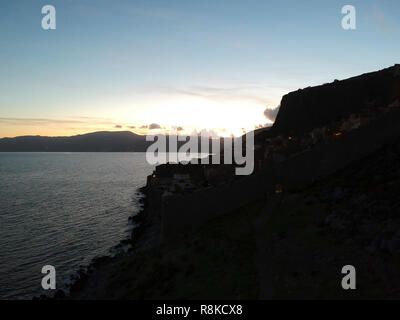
[275,184,283,194]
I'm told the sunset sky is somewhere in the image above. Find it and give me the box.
[0,0,399,138]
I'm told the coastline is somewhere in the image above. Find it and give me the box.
[35,182,160,300]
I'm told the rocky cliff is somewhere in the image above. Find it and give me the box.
[271,64,400,136]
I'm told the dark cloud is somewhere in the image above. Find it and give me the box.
[115,125,122,128]
[177,126,184,131]
[128,126,136,129]
[140,125,148,129]
[263,105,280,122]
[149,123,161,130]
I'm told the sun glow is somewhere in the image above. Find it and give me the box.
[123,94,269,137]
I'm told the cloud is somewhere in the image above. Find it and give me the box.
[115,125,122,128]
[149,123,161,130]
[0,117,112,126]
[254,123,271,130]
[117,4,183,21]
[154,85,272,106]
[373,9,399,36]
[128,126,136,129]
[263,105,280,122]
[177,126,184,131]
[199,128,221,138]
[67,3,109,18]
[140,125,148,129]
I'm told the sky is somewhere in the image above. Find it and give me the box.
[0,0,399,138]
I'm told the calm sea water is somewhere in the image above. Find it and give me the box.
[0,152,154,300]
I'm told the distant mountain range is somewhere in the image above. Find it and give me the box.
[0,131,232,152]
[0,131,152,152]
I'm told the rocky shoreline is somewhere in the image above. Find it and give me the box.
[34,183,159,300]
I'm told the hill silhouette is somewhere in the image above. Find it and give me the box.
[270,64,400,137]
[0,131,151,152]
[0,131,222,152]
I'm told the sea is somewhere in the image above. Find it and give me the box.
[0,152,154,299]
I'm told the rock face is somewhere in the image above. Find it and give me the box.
[271,64,400,136]
[307,138,400,257]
